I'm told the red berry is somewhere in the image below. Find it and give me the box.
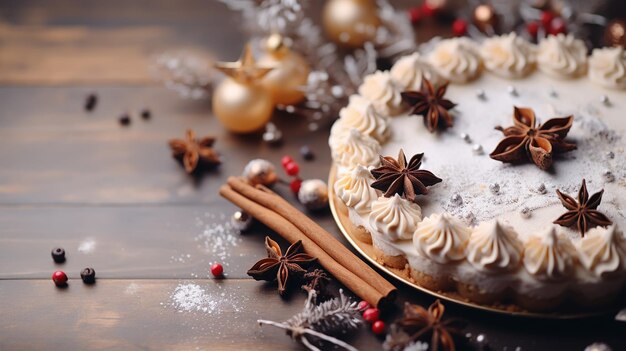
[548,17,567,35]
[285,162,300,176]
[541,11,555,28]
[372,320,386,335]
[52,271,68,286]
[408,7,422,24]
[452,19,468,37]
[420,2,436,17]
[210,263,224,277]
[290,178,302,194]
[526,21,540,37]
[281,155,294,167]
[357,300,370,311]
[363,307,380,322]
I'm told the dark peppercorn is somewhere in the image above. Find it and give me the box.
[85,93,97,111]
[119,114,131,126]
[51,247,66,263]
[140,109,151,120]
[300,145,314,161]
[80,267,96,284]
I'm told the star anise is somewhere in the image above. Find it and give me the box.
[554,179,612,237]
[168,129,221,173]
[247,237,317,296]
[490,107,576,170]
[371,149,442,202]
[401,78,457,133]
[384,300,466,351]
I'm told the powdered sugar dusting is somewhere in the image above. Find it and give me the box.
[380,74,625,237]
[194,212,242,264]
[167,282,247,314]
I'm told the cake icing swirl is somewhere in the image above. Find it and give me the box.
[578,225,626,277]
[334,165,379,215]
[479,33,536,78]
[370,194,422,241]
[330,128,380,169]
[338,95,390,142]
[523,226,577,280]
[358,71,403,116]
[413,213,470,264]
[588,47,626,90]
[390,52,442,90]
[537,34,587,79]
[466,220,523,272]
[428,37,482,83]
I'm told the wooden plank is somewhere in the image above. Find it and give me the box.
[0,0,245,85]
[0,86,332,205]
[0,204,275,279]
[0,279,624,351]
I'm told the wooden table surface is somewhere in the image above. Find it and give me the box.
[0,1,624,350]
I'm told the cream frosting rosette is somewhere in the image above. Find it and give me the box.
[358,71,404,116]
[428,37,482,83]
[334,165,379,215]
[466,220,523,272]
[413,213,470,264]
[588,47,626,90]
[330,128,381,169]
[337,95,390,142]
[390,52,442,90]
[523,226,577,280]
[577,225,626,277]
[370,194,422,241]
[537,34,587,79]
[480,33,537,78]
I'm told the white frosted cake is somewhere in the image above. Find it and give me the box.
[330,33,626,312]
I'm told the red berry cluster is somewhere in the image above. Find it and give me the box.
[358,301,385,335]
[281,155,302,195]
[527,11,567,38]
[407,2,438,25]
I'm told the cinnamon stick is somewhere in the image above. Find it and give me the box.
[226,176,397,300]
[219,184,388,307]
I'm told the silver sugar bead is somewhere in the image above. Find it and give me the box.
[600,95,610,106]
[584,342,612,351]
[476,334,487,344]
[242,159,278,186]
[507,85,518,96]
[489,183,500,194]
[520,207,531,219]
[537,183,547,194]
[465,212,477,226]
[603,170,615,183]
[298,179,329,211]
[476,89,486,100]
[549,89,558,98]
[331,85,345,98]
[460,133,472,143]
[606,151,615,159]
[472,144,484,155]
[231,210,253,232]
[450,193,463,206]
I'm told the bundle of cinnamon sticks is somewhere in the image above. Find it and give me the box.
[219,176,397,308]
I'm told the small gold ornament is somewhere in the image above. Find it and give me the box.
[605,19,626,48]
[322,0,381,48]
[213,44,275,133]
[242,159,278,186]
[473,4,499,34]
[259,34,310,106]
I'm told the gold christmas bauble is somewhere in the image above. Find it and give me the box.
[259,34,310,106]
[212,78,274,134]
[322,0,380,48]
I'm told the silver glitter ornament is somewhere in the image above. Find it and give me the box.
[450,193,463,206]
[472,144,484,155]
[584,342,612,351]
[231,210,253,232]
[489,183,500,194]
[603,170,615,183]
[297,179,329,210]
[520,207,531,219]
[242,159,278,186]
